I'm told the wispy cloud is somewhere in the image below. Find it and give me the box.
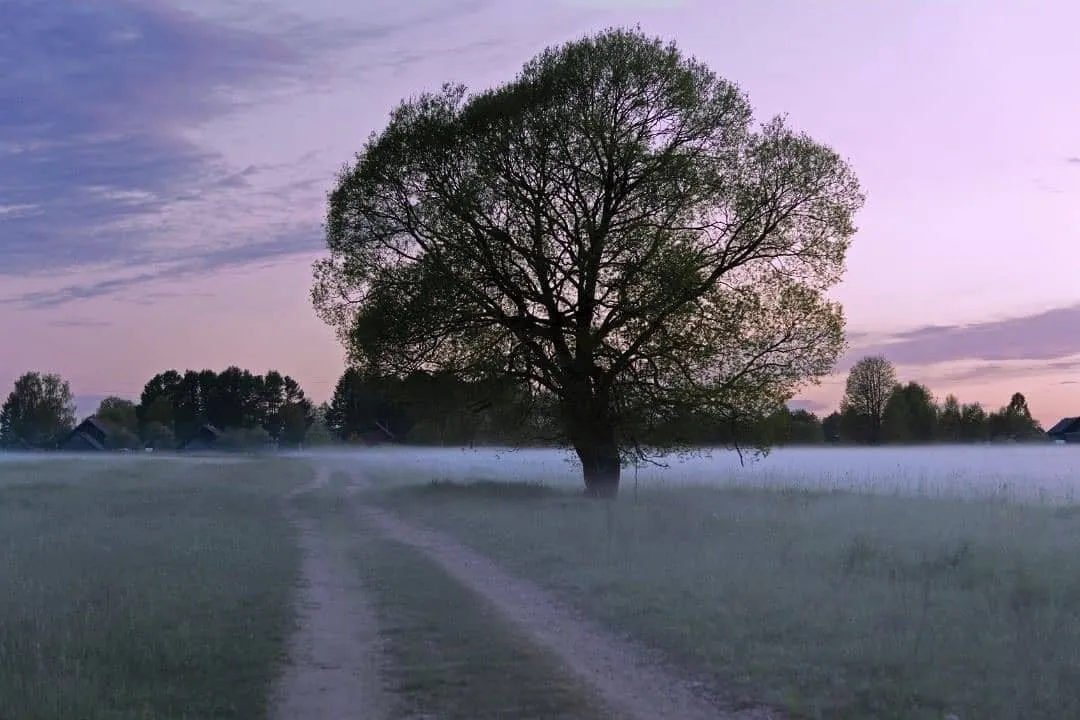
[48,319,113,329]
[0,0,528,309]
[0,1,320,276]
[1066,156,1080,165]
[3,231,320,309]
[848,304,1080,366]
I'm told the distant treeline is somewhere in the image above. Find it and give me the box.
[0,355,1050,451]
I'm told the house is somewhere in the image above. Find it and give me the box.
[178,423,223,451]
[58,416,110,451]
[359,421,397,446]
[1047,417,1080,443]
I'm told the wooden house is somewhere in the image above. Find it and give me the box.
[1047,417,1080,443]
[178,423,223,451]
[58,416,110,451]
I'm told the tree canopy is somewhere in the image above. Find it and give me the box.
[313,27,864,495]
[840,355,897,444]
[0,372,76,449]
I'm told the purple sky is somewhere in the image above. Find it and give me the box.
[2,0,1079,425]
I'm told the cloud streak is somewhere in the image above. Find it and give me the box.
[0,0,344,281]
[2,231,321,309]
[849,304,1080,367]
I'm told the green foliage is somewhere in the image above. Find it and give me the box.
[0,371,77,448]
[137,367,312,445]
[882,382,937,444]
[829,358,1046,446]
[95,396,140,446]
[312,27,863,491]
[840,355,897,444]
[104,426,141,450]
[141,421,175,450]
[216,426,273,452]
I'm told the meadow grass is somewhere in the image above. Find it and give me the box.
[367,470,1080,720]
[0,457,304,720]
[301,485,608,720]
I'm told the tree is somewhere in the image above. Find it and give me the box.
[938,394,962,442]
[840,356,897,444]
[278,403,310,447]
[959,402,989,442]
[881,385,910,443]
[882,382,936,444]
[321,369,410,442]
[822,411,842,442]
[141,421,175,450]
[303,403,336,446]
[95,397,138,436]
[0,372,77,449]
[989,392,1042,441]
[312,28,863,496]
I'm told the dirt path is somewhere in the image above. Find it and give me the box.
[349,478,784,720]
[271,467,387,720]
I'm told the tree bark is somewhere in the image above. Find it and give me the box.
[575,437,621,498]
[563,385,621,498]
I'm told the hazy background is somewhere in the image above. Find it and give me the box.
[2,0,1078,424]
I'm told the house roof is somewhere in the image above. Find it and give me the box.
[77,416,111,436]
[1047,417,1080,435]
[61,428,106,451]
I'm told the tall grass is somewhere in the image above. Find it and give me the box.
[370,472,1080,719]
[0,458,304,719]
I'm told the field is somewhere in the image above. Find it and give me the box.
[2,446,1079,719]
[0,455,303,720]
[352,445,1080,719]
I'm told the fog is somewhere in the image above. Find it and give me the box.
[3,445,1077,504]
[301,445,1080,505]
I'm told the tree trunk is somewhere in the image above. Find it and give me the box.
[562,378,621,497]
[575,439,621,498]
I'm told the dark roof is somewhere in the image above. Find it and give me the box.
[1047,417,1080,436]
[76,416,110,441]
[177,423,223,450]
[59,427,106,451]
[79,416,109,432]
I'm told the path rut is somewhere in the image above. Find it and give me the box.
[271,467,387,720]
[348,472,784,720]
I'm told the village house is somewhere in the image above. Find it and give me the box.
[1046,417,1080,443]
[58,416,110,451]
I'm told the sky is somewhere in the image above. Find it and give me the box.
[2,0,1079,426]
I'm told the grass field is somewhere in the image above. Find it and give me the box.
[6,447,1080,719]
[0,456,304,720]
[364,468,1080,720]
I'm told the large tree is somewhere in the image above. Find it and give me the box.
[0,372,77,449]
[840,355,897,444]
[313,28,863,495]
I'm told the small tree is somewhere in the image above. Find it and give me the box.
[840,355,897,444]
[0,372,77,449]
[96,397,139,436]
[938,394,963,442]
[313,27,863,496]
[141,421,175,450]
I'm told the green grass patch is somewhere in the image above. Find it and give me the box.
[368,474,1080,720]
[0,457,305,720]
[311,489,607,720]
